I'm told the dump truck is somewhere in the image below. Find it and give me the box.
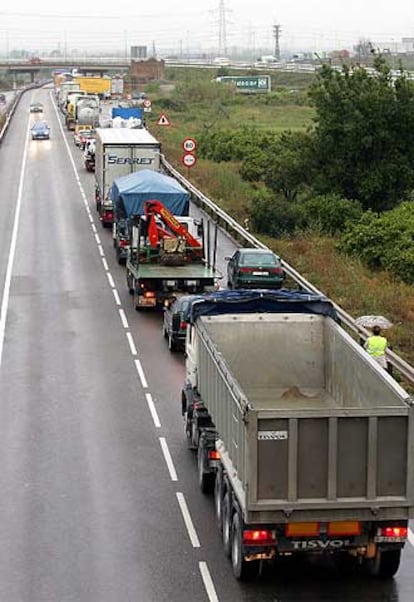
[181,290,414,580]
[111,169,190,264]
[74,75,111,98]
[94,128,161,228]
[126,199,218,309]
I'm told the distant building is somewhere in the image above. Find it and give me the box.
[128,58,165,86]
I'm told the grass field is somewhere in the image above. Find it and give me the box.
[146,67,414,371]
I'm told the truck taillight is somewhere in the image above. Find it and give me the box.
[119,239,128,247]
[144,291,155,299]
[243,530,276,545]
[208,450,220,460]
[179,321,187,330]
[380,527,408,538]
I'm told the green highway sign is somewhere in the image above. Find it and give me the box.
[216,75,271,93]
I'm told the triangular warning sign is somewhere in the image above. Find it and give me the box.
[157,112,171,126]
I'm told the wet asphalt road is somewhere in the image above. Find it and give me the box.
[0,87,413,602]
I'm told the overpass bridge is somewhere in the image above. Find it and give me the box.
[0,58,132,80]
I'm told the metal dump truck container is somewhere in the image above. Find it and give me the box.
[182,290,414,579]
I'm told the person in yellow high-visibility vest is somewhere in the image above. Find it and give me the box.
[364,325,388,369]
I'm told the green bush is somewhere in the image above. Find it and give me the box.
[301,194,363,235]
[249,190,305,237]
[339,202,414,283]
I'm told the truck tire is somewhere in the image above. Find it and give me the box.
[214,469,224,531]
[168,332,177,352]
[365,549,401,579]
[231,513,260,581]
[222,493,232,558]
[198,442,214,494]
[127,273,134,295]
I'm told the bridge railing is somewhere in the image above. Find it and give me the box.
[161,155,414,388]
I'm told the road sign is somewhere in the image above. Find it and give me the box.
[182,137,197,152]
[182,153,197,168]
[157,112,171,126]
[216,75,271,93]
[143,98,152,108]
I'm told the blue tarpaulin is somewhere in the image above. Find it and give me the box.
[110,170,190,218]
[111,107,144,120]
[183,289,338,323]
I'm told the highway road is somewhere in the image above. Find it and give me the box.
[1,86,414,602]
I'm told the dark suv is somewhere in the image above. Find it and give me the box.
[163,295,201,351]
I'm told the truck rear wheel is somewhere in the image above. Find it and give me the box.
[198,438,215,494]
[365,549,401,579]
[168,332,177,352]
[231,513,260,581]
[222,493,232,557]
[214,469,224,531]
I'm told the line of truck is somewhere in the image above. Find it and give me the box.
[58,87,414,583]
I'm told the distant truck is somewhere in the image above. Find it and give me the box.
[94,128,161,228]
[75,95,100,130]
[111,107,144,128]
[74,76,111,98]
[58,82,80,112]
[126,199,218,309]
[111,169,190,264]
[182,290,414,580]
[65,91,87,129]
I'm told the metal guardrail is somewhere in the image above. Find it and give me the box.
[161,155,414,387]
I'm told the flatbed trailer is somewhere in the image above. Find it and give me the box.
[126,261,217,308]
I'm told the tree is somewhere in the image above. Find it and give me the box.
[238,131,313,201]
[309,57,414,211]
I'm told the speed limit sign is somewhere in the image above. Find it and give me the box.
[182,153,197,168]
[182,137,197,153]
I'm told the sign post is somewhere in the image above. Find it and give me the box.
[182,152,197,178]
[181,138,198,178]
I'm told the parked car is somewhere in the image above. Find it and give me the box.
[74,128,95,149]
[31,120,50,140]
[163,294,203,351]
[29,102,43,113]
[225,248,285,289]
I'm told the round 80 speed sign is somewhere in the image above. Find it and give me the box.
[182,137,197,152]
[182,153,197,168]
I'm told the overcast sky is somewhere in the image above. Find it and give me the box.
[1,0,413,55]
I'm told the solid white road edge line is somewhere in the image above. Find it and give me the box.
[176,492,201,548]
[145,393,161,428]
[159,437,178,481]
[0,116,31,368]
[199,562,219,602]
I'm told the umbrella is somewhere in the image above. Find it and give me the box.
[355,315,393,330]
